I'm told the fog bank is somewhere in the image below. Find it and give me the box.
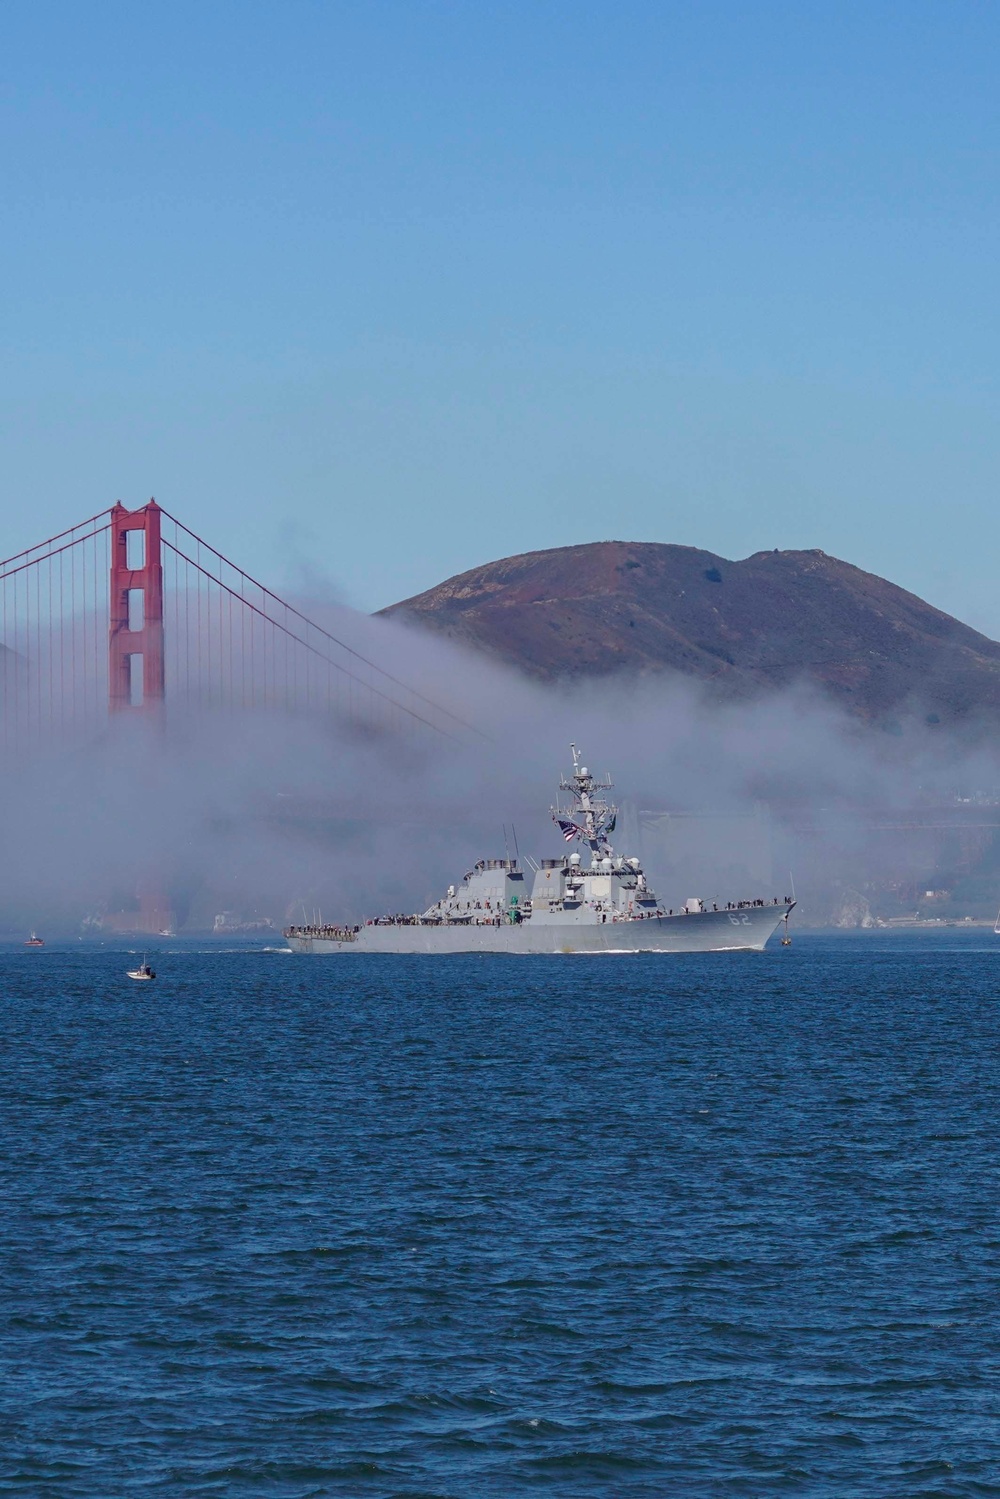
[2,601,999,932]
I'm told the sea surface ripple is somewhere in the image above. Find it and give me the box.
[2,933,999,1497]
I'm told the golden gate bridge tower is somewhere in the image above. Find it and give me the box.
[108,500,165,717]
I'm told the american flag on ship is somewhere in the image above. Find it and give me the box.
[557,819,580,842]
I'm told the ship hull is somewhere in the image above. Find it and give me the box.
[285,903,793,955]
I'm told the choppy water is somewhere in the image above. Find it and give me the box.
[2,933,1000,1497]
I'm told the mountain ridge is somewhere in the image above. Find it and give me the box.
[378,540,1000,723]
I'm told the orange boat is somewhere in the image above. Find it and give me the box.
[24,932,44,947]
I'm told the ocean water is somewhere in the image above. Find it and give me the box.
[2,933,999,1498]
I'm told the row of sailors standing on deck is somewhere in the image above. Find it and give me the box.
[723,897,792,908]
[648,896,791,919]
[285,924,360,939]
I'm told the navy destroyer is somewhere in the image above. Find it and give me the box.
[285,746,794,954]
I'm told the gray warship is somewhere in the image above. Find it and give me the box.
[284,746,795,955]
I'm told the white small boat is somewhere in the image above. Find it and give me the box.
[994,907,1000,936]
[127,956,156,981]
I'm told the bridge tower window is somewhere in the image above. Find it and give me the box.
[126,530,145,570]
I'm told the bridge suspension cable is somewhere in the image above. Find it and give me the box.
[0,508,113,572]
[0,512,113,752]
[0,500,478,754]
[158,508,479,738]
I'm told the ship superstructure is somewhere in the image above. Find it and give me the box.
[284,745,794,954]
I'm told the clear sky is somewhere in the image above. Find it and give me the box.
[1,1,999,627]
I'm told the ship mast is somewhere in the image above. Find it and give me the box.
[554,743,618,855]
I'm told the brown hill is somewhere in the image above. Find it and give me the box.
[379,541,1000,723]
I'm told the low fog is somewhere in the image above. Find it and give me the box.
[3,596,1000,934]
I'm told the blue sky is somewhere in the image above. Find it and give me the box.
[1,1,998,625]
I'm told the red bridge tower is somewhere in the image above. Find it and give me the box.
[107,500,173,933]
[108,500,165,714]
